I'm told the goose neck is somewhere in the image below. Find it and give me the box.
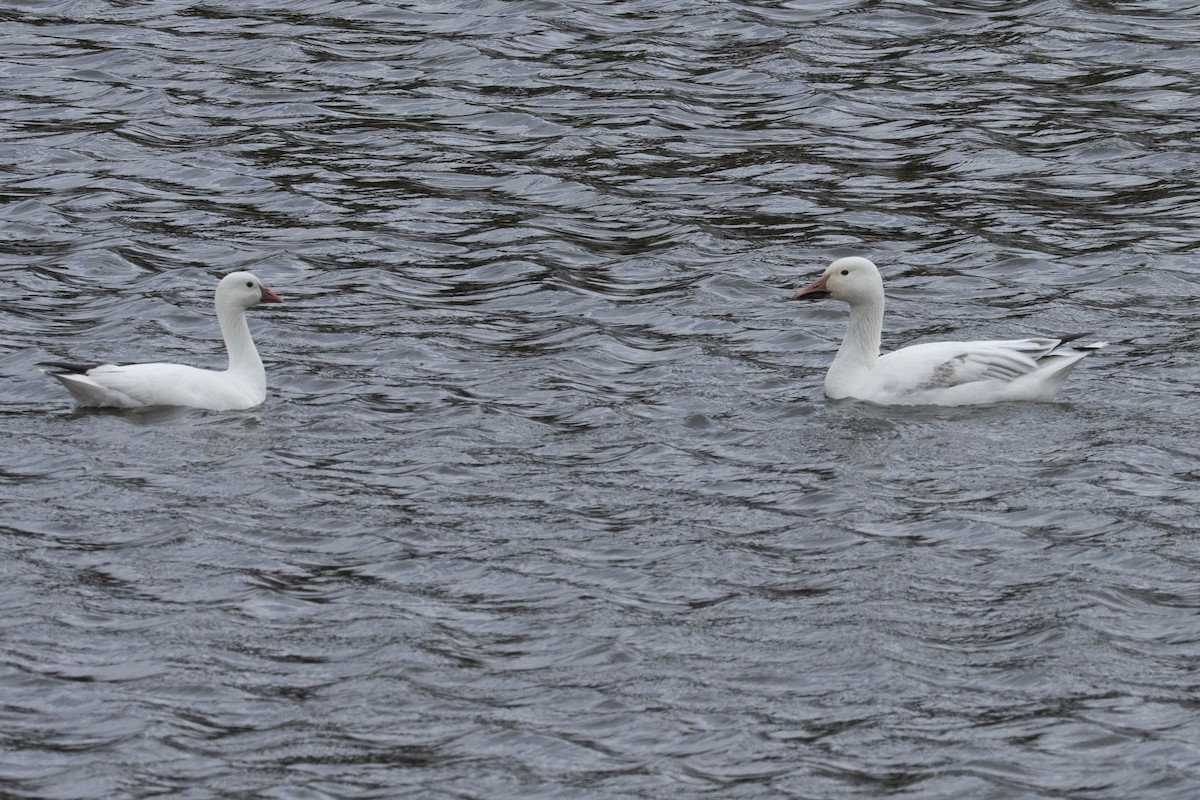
[218,305,262,374]
[834,297,884,370]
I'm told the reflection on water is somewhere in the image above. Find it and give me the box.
[3,1,1200,797]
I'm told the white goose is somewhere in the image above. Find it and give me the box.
[792,257,1105,406]
[46,271,282,410]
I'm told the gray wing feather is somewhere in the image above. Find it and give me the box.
[916,338,1074,390]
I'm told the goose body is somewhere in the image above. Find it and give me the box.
[792,257,1104,406]
[47,271,282,411]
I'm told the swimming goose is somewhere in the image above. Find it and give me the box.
[46,271,282,410]
[792,257,1104,405]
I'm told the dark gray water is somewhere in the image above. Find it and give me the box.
[3,1,1200,797]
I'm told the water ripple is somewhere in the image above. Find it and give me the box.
[4,0,1200,798]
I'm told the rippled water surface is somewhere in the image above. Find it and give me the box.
[3,1,1200,797]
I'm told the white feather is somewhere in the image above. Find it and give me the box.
[46,271,282,411]
[793,257,1105,406]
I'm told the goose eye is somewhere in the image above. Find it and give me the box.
[840,269,849,275]
[246,281,255,288]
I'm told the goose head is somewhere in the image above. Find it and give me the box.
[791,257,883,306]
[217,271,283,310]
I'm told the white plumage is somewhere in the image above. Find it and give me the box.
[46,271,282,411]
[792,257,1105,406]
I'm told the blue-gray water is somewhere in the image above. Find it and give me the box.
[3,1,1200,797]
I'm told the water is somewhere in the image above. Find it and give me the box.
[3,1,1200,797]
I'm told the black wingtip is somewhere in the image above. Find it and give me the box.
[40,361,101,375]
[1051,333,1108,352]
